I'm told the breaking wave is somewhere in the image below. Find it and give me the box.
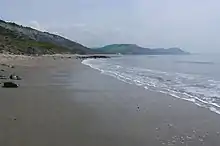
[82,58,220,115]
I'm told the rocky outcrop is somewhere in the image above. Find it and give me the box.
[76,55,111,59]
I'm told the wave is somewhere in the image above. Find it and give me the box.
[82,58,220,115]
[176,61,215,65]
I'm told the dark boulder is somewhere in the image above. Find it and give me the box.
[2,82,19,88]
[9,74,22,80]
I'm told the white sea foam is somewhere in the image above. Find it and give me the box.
[82,58,220,115]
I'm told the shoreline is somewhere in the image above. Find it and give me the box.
[82,56,220,116]
[1,55,220,146]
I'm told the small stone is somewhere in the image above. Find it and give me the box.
[9,74,22,80]
[171,140,176,144]
[1,64,7,66]
[9,116,17,121]
[9,65,15,68]
[186,135,193,140]
[155,135,160,140]
[137,105,140,111]
[199,138,204,142]
[167,141,173,146]
[168,123,173,128]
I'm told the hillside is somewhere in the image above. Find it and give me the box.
[0,20,93,55]
[95,44,189,55]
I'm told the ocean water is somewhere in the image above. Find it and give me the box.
[82,54,220,115]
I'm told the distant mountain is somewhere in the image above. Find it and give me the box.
[0,20,188,55]
[95,44,189,55]
[0,20,94,55]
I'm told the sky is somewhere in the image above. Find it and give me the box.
[1,0,220,53]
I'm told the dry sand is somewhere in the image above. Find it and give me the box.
[0,55,220,146]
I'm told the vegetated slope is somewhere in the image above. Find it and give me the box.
[0,20,93,55]
[95,44,189,55]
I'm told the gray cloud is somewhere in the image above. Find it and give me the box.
[1,0,220,53]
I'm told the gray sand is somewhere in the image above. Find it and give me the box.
[0,58,220,146]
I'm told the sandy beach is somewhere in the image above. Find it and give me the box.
[1,55,220,146]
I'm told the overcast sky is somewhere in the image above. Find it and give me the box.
[1,0,220,53]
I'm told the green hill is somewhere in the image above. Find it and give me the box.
[95,44,189,55]
[0,20,93,55]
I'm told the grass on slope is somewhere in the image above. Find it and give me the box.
[0,26,70,54]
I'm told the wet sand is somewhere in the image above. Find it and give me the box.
[1,57,220,146]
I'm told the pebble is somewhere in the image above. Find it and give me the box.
[199,138,204,142]
[136,105,140,111]
[171,140,176,144]
[9,74,22,80]
[9,116,17,121]
[167,141,173,146]
[186,135,193,140]
[168,123,173,128]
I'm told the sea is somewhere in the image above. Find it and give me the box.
[82,54,220,115]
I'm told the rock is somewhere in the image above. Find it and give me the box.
[8,116,17,121]
[2,82,19,88]
[0,64,14,68]
[1,63,7,67]
[0,75,7,79]
[136,105,140,111]
[9,74,22,80]
[156,127,160,131]
[168,123,173,128]
[0,69,5,71]
[76,55,111,59]
[9,65,15,68]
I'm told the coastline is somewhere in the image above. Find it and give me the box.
[1,55,220,146]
